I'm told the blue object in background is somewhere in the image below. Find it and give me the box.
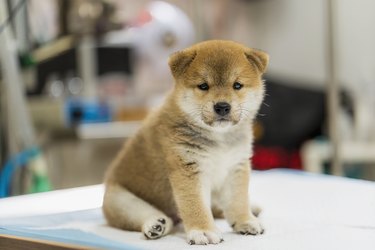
[65,98,112,126]
[0,147,40,198]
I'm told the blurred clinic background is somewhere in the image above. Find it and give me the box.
[1,0,375,198]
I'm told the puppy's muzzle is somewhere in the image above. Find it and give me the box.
[214,102,231,116]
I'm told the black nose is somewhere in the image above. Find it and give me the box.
[214,102,231,116]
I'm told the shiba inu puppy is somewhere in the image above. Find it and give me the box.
[103,40,269,245]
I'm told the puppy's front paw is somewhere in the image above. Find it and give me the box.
[142,217,173,239]
[233,218,264,235]
[187,229,224,245]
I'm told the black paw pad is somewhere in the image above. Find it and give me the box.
[158,218,166,224]
[240,231,256,235]
[150,232,158,237]
[189,240,195,245]
[152,224,162,232]
[144,219,167,240]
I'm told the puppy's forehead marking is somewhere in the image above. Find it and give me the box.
[186,41,261,88]
[170,40,267,87]
[208,58,233,86]
[197,52,241,86]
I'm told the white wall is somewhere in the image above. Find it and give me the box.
[336,0,375,93]
[193,0,327,88]
[226,0,375,92]
[113,0,375,91]
[230,0,327,88]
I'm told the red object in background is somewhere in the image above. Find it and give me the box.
[252,146,302,170]
[132,10,153,27]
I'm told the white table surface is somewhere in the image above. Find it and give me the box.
[0,170,374,250]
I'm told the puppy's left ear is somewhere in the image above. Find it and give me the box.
[168,49,196,78]
[244,48,269,74]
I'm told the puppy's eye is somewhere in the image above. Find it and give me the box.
[233,82,243,90]
[197,83,209,91]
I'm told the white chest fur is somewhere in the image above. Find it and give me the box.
[200,131,252,192]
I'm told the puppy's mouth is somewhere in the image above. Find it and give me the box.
[217,117,230,122]
[204,116,239,128]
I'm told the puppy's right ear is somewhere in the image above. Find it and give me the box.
[244,48,269,74]
[168,49,196,78]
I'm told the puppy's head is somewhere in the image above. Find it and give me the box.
[169,40,268,130]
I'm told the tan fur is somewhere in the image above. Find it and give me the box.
[103,40,269,245]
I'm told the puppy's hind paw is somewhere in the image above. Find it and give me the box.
[233,218,265,235]
[142,217,173,239]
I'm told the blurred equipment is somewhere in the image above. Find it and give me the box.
[301,0,375,180]
[0,0,50,197]
[27,0,195,138]
[252,80,325,170]
[130,0,195,75]
[326,0,342,176]
[29,1,195,125]
[105,1,195,106]
[301,88,375,179]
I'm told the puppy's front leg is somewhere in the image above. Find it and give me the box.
[223,162,264,235]
[169,164,223,245]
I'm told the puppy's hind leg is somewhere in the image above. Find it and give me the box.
[103,184,173,239]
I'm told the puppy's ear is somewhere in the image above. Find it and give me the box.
[168,49,196,78]
[244,48,269,74]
